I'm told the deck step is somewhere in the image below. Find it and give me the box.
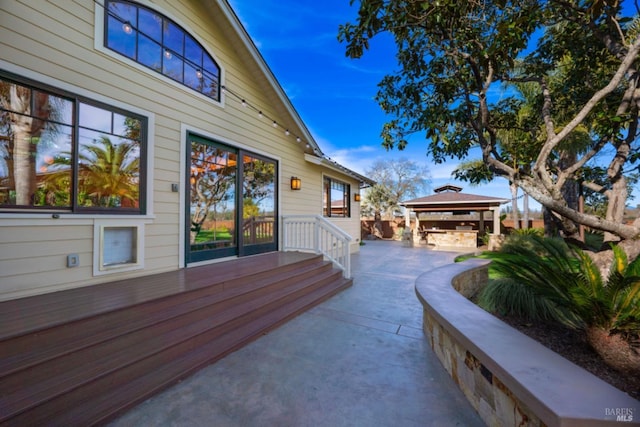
[0,252,352,426]
[0,257,331,375]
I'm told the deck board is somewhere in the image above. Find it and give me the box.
[0,251,317,340]
[0,250,352,426]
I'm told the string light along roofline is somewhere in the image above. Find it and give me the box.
[221,85,321,155]
[93,0,325,159]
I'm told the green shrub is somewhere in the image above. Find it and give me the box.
[584,231,604,250]
[571,244,640,334]
[477,235,640,372]
[477,235,583,327]
[509,227,544,237]
[477,277,575,323]
[478,235,640,334]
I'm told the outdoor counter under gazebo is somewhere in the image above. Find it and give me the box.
[400,184,509,248]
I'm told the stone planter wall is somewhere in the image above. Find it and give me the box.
[415,259,639,427]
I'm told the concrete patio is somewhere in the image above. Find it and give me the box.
[108,241,484,427]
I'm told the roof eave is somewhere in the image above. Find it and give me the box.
[305,154,376,187]
[401,199,510,206]
[217,0,324,156]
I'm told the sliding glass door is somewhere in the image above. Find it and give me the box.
[241,153,277,256]
[187,133,277,263]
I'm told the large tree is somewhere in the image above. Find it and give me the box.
[338,0,640,251]
[363,158,430,237]
[366,158,430,208]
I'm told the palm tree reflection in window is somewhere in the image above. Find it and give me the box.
[44,136,140,208]
[1,77,144,211]
[79,136,140,207]
[0,81,72,207]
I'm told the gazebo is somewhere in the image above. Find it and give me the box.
[400,184,509,248]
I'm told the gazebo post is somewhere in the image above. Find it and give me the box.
[403,207,413,247]
[479,211,485,234]
[486,206,507,250]
[404,208,411,232]
[491,206,501,235]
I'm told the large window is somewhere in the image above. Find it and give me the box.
[323,176,350,218]
[104,0,221,101]
[0,73,146,213]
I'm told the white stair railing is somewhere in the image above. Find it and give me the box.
[282,215,353,279]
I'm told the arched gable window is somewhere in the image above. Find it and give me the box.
[104,0,221,102]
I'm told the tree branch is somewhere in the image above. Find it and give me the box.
[544,35,640,155]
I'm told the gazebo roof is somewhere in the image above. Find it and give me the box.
[433,184,463,193]
[401,187,508,212]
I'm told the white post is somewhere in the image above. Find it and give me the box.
[282,217,287,250]
[405,208,411,233]
[403,208,413,246]
[492,206,501,235]
[314,217,321,254]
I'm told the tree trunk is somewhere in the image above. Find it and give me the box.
[587,226,640,279]
[602,175,627,247]
[586,326,640,375]
[558,149,582,241]
[373,210,383,238]
[510,182,519,230]
[12,125,37,206]
[543,206,557,237]
[522,193,529,229]
[8,86,47,206]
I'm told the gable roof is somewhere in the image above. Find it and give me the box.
[433,184,463,193]
[209,0,373,186]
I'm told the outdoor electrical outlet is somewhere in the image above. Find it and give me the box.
[67,254,80,268]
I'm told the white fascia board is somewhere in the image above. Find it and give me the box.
[216,0,323,156]
[305,154,375,187]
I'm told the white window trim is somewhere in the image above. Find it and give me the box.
[94,0,226,108]
[93,219,145,276]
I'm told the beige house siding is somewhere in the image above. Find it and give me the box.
[0,0,365,301]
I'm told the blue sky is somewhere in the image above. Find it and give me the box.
[226,0,635,211]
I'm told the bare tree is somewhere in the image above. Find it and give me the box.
[363,158,430,237]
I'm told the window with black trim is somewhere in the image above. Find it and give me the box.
[0,73,146,213]
[323,177,350,218]
[104,0,221,101]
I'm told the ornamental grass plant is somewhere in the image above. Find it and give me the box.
[477,235,640,374]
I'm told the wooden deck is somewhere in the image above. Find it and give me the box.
[0,251,352,426]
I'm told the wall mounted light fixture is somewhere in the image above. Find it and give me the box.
[290,176,301,190]
[354,193,361,202]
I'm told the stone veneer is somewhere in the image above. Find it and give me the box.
[425,230,478,248]
[415,258,640,427]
